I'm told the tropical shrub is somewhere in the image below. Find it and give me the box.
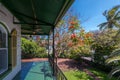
[89,5,120,79]
[106,49,120,79]
[21,38,38,54]
[21,37,47,58]
[91,30,119,65]
[34,47,48,58]
[92,4,120,65]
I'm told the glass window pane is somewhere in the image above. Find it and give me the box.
[0,31,2,48]
[0,26,6,48]
[0,24,8,74]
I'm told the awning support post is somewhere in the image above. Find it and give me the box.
[48,35,50,61]
[52,26,55,76]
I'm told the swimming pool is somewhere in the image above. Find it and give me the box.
[13,61,55,80]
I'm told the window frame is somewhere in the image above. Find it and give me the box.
[11,29,17,68]
[0,23,8,74]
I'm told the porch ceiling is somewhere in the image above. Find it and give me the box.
[0,0,74,35]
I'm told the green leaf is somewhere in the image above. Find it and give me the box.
[106,56,120,64]
[108,5,120,18]
[108,66,120,78]
[98,22,108,30]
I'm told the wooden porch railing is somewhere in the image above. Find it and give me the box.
[48,55,67,80]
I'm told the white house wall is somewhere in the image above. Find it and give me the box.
[0,3,21,80]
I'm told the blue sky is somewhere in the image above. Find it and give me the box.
[68,0,120,32]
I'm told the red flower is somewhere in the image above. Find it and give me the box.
[71,33,76,39]
[69,26,74,29]
[70,21,76,25]
[85,33,93,38]
[68,42,73,47]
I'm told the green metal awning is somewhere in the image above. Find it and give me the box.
[0,0,74,35]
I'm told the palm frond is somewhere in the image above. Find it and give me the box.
[114,11,120,19]
[106,48,120,63]
[109,49,120,57]
[108,5,120,18]
[103,10,108,17]
[97,22,108,30]
[113,28,120,39]
[117,76,120,80]
[108,66,120,78]
[115,16,120,21]
[108,23,114,28]
[103,10,110,21]
[114,21,120,28]
[106,56,120,64]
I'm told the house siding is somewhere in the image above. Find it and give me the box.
[0,3,21,80]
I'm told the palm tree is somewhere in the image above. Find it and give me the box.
[99,5,120,80]
[98,5,120,30]
[106,49,120,80]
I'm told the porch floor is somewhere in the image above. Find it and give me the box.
[13,61,55,80]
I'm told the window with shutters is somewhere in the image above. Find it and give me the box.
[0,24,8,74]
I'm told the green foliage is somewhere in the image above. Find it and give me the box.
[21,38,47,58]
[21,38,38,54]
[69,29,93,57]
[99,5,120,79]
[34,47,48,58]
[88,68,117,80]
[106,49,120,64]
[36,47,46,54]
[64,69,117,80]
[68,16,80,33]
[67,50,80,60]
[54,14,94,59]
[91,30,119,64]
[64,70,93,80]
[106,49,120,79]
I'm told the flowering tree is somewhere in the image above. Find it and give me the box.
[54,16,93,58]
[69,28,93,56]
